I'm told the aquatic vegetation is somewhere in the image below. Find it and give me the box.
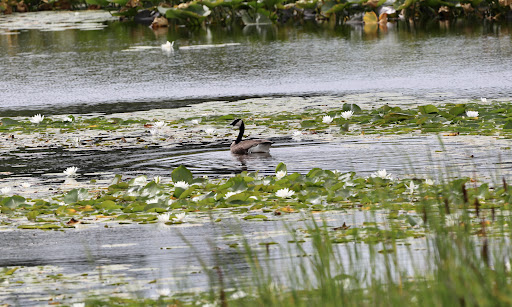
[371,169,392,180]
[275,188,294,198]
[63,166,79,177]
[160,41,174,52]
[29,114,44,124]
[340,110,354,120]
[322,115,333,124]
[1,186,12,195]
[466,110,479,118]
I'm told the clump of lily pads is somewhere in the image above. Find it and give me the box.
[0,163,507,244]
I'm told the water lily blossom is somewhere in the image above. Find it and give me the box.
[405,180,419,194]
[154,121,166,128]
[371,169,393,180]
[276,170,287,179]
[133,176,147,186]
[30,114,44,124]
[341,110,354,120]
[190,119,200,125]
[1,186,12,195]
[63,166,79,177]
[205,128,216,135]
[156,288,172,297]
[466,110,479,118]
[425,179,434,185]
[161,41,174,52]
[174,181,190,189]
[322,115,334,124]
[157,213,171,223]
[64,116,73,122]
[173,212,186,222]
[481,97,487,103]
[276,188,295,198]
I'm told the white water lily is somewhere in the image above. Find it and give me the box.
[156,288,172,297]
[371,169,393,180]
[150,128,159,136]
[190,119,200,125]
[173,212,186,222]
[157,212,171,223]
[276,170,287,179]
[174,181,190,189]
[322,115,333,124]
[466,110,479,118]
[64,116,73,122]
[205,128,216,135]
[21,182,31,188]
[147,198,159,204]
[161,41,174,52]
[405,181,419,194]
[154,121,166,128]
[63,166,78,177]
[29,114,44,124]
[292,130,303,141]
[425,179,434,185]
[276,188,295,198]
[230,290,247,299]
[481,97,487,103]
[341,110,354,120]
[153,176,161,184]
[133,176,147,186]
[1,186,12,194]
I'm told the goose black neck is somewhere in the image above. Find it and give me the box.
[235,121,245,144]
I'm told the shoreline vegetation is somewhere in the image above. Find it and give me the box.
[1,0,511,29]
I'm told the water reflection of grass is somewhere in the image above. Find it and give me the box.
[83,201,512,306]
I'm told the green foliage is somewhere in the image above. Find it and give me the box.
[171,165,193,184]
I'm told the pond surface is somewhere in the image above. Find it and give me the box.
[1,12,512,115]
[1,11,512,305]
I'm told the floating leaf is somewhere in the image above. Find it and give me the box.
[64,188,90,204]
[243,214,268,220]
[342,103,362,113]
[418,105,439,114]
[276,162,287,173]
[504,120,512,130]
[1,118,19,126]
[449,105,466,116]
[1,195,26,209]
[363,11,378,24]
[171,165,193,184]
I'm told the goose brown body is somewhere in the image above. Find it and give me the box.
[230,119,273,155]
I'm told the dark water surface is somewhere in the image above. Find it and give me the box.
[1,17,512,115]
[1,135,510,185]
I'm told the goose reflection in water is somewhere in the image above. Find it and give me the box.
[232,152,272,170]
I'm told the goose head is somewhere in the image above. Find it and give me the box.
[230,118,243,128]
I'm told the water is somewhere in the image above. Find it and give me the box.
[1,13,512,115]
[1,12,512,304]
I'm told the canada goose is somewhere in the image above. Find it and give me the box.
[230,119,273,155]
